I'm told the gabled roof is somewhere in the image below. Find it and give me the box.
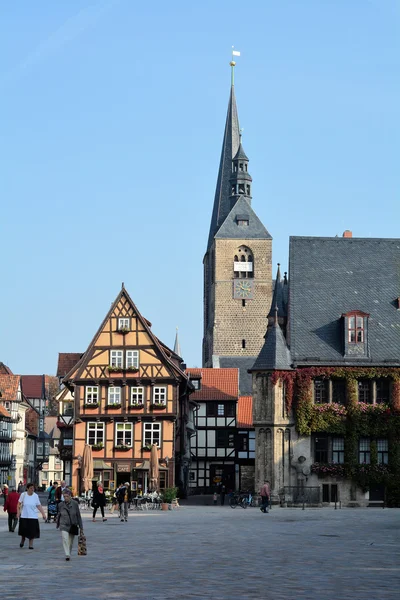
[237,396,253,428]
[186,368,239,401]
[250,310,292,371]
[215,195,272,241]
[0,362,13,375]
[65,286,189,384]
[214,356,255,396]
[207,85,240,251]
[289,236,400,365]
[57,353,83,378]
[21,375,45,399]
[0,375,21,401]
[0,404,11,419]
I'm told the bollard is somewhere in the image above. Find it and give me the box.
[335,499,337,510]
[302,499,305,510]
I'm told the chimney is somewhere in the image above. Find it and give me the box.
[343,230,352,238]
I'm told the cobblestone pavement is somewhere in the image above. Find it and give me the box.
[0,505,399,600]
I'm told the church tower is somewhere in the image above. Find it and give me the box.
[202,62,273,393]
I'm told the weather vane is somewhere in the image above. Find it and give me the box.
[230,46,241,85]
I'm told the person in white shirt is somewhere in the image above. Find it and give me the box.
[17,483,46,549]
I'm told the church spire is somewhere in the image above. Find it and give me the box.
[206,67,241,251]
[229,132,252,206]
[173,327,182,357]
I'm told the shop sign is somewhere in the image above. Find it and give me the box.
[117,464,130,473]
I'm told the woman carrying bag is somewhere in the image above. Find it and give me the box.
[92,483,107,522]
[56,488,83,561]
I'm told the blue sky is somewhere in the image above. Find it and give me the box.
[1,0,399,374]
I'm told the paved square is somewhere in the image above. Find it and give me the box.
[0,505,399,599]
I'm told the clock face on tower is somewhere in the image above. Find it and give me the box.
[233,279,254,299]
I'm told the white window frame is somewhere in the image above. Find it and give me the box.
[87,422,104,445]
[144,422,161,446]
[153,387,167,405]
[118,317,130,330]
[108,386,121,405]
[115,422,133,446]
[85,386,99,404]
[110,350,123,368]
[126,350,139,369]
[131,387,144,406]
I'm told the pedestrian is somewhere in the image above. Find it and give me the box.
[220,484,226,506]
[17,483,46,549]
[55,480,67,507]
[48,482,58,502]
[17,481,25,494]
[2,484,9,506]
[92,483,107,522]
[213,492,218,505]
[4,487,20,532]
[260,480,270,513]
[116,482,131,522]
[56,488,83,561]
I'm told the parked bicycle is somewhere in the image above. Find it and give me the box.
[229,491,253,509]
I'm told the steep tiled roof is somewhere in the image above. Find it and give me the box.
[21,375,44,399]
[0,404,11,419]
[289,237,400,365]
[237,396,253,428]
[0,363,13,375]
[186,368,239,401]
[57,353,82,378]
[214,357,254,395]
[0,375,20,401]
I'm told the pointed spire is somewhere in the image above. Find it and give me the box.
[173,327,182,357]
[268,264,286,320]
[207,72,240,251]
[250,311,292,371]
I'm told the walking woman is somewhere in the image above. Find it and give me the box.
[56,488,83,561]
[92,483,107,522]
[17,483,46,549]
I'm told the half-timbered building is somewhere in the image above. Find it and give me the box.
[61,286,194,496]
[236,395,255,491]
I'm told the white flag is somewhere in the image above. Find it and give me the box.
[232,50,241,57]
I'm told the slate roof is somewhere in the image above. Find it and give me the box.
[0,375,21,401]
[21,375,45,399]
[250,314,292,371]
[289,236,400,365]
[207,85,240,251]
[268,265,288,319]
[237,396,253,428]
[214,357,255,395]
[233,142,249,161]
[186,368,239,401]
[215,195,272,241]
[57,353,82,378]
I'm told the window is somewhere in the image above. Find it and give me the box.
[62,402,74,416]
[144,423,161,446]
[153,387,166,405]
[131,387,144,406]
[87,422,104,445]
[85,387,99,404]
[315,437,328,463]
[110,350,123,368]
[377,439,388,464]
[332,380,346,405]
[376,379,390,404]
[358,380,371,404]
[116,423,132,446]
[359,438,370,464]
[242,339,246,349]
[237,219,249,227]
[348,315,364,343]
[217,404,224,416]
[159,471,167,490]
[108,387,121,405]
[322,483,338,503]
[118,318,130,330]
[216,430,235,448]
[191,379,201,390]
[238,433,248,452]
[332,438,344,464]
[37,442,43,456]
[242,299,246,307]
[314,380,328,404]
[126,350,139,369]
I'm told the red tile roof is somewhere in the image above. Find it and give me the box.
[0,363,13,375]
[0,404,11,419]
[186,368,239,401]
[57,353,82,378]
[0,375,21,401]
[21,375,44,399]
[237,396,253,428]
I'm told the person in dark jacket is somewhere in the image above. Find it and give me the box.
[4,488,20,532]
[92,483,107,522]
[116,482,131,522]
[56,488,83,561]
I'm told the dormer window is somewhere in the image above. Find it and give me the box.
[348,316,363,343]
[192,379,201,391]
[342,311,369,358]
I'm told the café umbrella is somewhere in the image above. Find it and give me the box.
[82,443,94,493]
[149,444,159,492]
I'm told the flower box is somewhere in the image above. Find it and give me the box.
[83,403,99,409]
[107,366,123,373]
[117,327,130,334]
[129,404,144,410]
[92,444,104,451]
[114,445,131,452]
[150,403,167,410]
[126,366,139,373]
[142,445,152,451]
[105,403,122,410]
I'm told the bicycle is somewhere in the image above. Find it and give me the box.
[229,492,249,509]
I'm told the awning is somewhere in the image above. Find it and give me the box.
[133,460,168,471]
[93,459,112,470]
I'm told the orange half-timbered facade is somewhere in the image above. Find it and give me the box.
[62,286,194,496]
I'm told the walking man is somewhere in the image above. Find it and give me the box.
[260,480,270,513]
[4,487,20,532]
[116,482,131,522]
